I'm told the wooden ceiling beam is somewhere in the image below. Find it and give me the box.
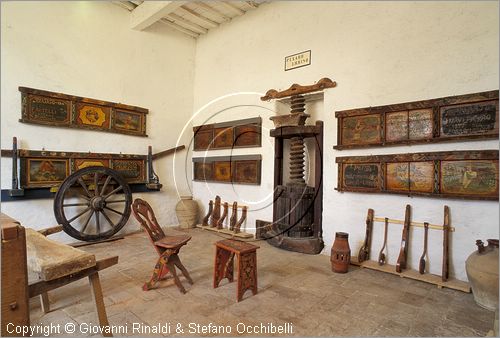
[219,1,246,16]
[131,1,187,31]
[159,19,199,38]
[195,2,231,22]
[177,6,219,28]
[166,13,208,34]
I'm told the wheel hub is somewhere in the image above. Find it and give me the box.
[91,196,106,211]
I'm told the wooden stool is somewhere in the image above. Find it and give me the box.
[213,239,259,302]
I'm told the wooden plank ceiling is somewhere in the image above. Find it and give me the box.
[113,1,265,38]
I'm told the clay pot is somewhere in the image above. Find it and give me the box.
[175,196,199,228]
[465,239,499,311]
[331,232,351,273]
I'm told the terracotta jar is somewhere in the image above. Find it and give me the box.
[175,196,199,228]
[331,232,351,273]
[465,239,499,311]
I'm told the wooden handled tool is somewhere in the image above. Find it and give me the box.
[378,218,389,265]
[358,209,374,263]
[217,202,228,229]
[419,222,429,274]
[202,200,213,226]
[396,204,411,273]
[442,205,450,282]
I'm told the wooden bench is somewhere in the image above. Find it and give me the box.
[1,213,118,337]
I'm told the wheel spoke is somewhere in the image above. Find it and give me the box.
[77,178,92,197]
[80,209,95,234]
[95,211,101,235]
[67,207,91,223]
[101,210,116,228]
[101,175,112,195]
[106,200,126,204]
[63,202,89,207]
[78,194,91,201]
[104,206,124,216]
[103,185,123,200]
[94,172,100,197]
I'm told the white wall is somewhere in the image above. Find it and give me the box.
[192,1,499,281]
[1,1,196,242]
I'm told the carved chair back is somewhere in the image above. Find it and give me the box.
[131,198,166,254]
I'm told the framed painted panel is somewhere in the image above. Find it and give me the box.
[341,163,380,191]
[214,161,232,182]
[193,117,262,151]
[336,150,498,200]
[192,155,261,185]
[233,160,261,184]
[409,109,433,140]
[234,124,261,147]
[213,127,234,148]
[75,103,111,129]
[440,160,499,197]
[24,94,71,126]
[22,159,69,188]
[386,112,408,142]
[193,127,214,151]
[112,159,145,183]
[193,162,213,181]
[341,114,381,146]
[112,110,144,135]
[335,90,498,149]
[19,87,148,136]
[439,100,499,138]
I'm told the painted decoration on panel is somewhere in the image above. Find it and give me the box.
[386,162,434,193]
[113,159,145,183]
[440,101,499,137]
[113,110,142,134]
[194,162,213,181]
[408,109,433,140]
[193,117,262,151]
[441,160,499,197]
[341,114,381,145]
[19,87,148,136]
[234,124,261,147]
[74,159,110,171]
[342,163,380,190]
[76,104,110,128]
[214,161,232,182]
[233,160,260,184]
[26,95,71,125]
[335,90,498,149]
[194,128,214,151]
[27,159,69,186]
[386,111,408,142]
[213,127,234,148]
[336,150,498,200]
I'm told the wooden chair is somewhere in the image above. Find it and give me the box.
[131,198,193,294]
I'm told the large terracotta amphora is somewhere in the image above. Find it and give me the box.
[175,196,199,228]
[465,239,499,311]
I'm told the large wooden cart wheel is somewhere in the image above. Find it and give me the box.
[54,166,132,242]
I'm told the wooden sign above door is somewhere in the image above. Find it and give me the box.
[19,87,148,137]
[334,90,499,149]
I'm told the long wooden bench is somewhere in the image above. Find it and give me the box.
[1,213,118,337]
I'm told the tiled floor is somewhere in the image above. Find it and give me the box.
[30,228,496,336]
